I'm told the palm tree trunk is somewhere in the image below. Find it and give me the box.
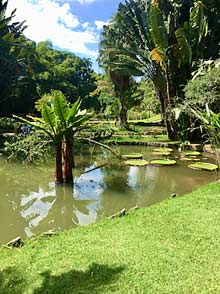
[119,93,128,128]
[155,87,177,141]
[55,143,63,184]
[62,139,74,184]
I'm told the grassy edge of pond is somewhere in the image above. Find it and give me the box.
[1,181,220,293]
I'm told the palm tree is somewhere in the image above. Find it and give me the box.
[14,91,91,184]
[98,15,142,128]
[101,0,208,140]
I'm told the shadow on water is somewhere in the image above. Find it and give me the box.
[33,263,125,294]
[0,267,26,294]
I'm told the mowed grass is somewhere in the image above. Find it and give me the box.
[1,182,220,293]
[103,134,179,146]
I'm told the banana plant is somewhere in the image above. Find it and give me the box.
[189,104,220,148]
[14,91,91,184]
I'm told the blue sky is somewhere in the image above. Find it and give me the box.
[7,0,123,71]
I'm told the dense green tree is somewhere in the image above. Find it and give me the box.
[184,59,220,112]
[130,80,160,119]
[90,74,117,119]
[35,41,97,107]
[0,0,27,113]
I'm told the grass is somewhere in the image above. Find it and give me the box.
[103,134,179,146]
[1,182,220,293]
[129,114,162,124]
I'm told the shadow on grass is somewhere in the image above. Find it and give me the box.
[0,267,26,294]
[34,263,125,294]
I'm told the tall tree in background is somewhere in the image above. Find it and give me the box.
[100,0,210,139]
[98,14,142,128]
[35,41,97,107]
[0,0,27,110]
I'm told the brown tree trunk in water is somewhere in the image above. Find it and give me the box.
[62,140,74,184]
[55,144,63,184]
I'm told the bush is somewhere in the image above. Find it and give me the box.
[184,60,220,112]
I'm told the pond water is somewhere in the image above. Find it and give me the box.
[0,145,218,245]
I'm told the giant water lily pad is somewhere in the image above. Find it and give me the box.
[121,153,143,159]
[188,162,218,171]
[152,151,171,156]
[153,148,173,152]
[124,159,149,166]
[180,157,200,162]
[181,151,201,156]
[150,159,176,166]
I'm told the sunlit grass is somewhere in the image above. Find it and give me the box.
[1,182,220,293]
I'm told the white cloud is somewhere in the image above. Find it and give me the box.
[75,0,96,4]
[82,22,89,29]
[7,0,98,57]
[94,20,108,30]
[54,0,96,5]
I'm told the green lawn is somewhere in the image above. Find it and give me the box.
[129,113,162,124]
[1,182,220,293]
[103,134,179,146]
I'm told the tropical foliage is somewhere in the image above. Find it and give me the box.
[188,104,220,148]
[14,91,91,183]
[98,0,219,140]
[0,0,97,117]
[0,0,27,105]
[184,59,220,112]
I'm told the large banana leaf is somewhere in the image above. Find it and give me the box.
[149,3,168,52]
[190,1,208,58]
[150,47,166,69]
[53,91,69,126]
[42,105,56,135]
[67,98,81,123]
[175,28,192,66]
[13,114,54,139]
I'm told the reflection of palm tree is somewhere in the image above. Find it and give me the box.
[24,184,96,236]
[0,161,53,244]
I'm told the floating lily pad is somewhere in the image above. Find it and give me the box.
[124,159,149,166]
[188,162,218,171]
[150,159,177,166]
[180,157,200,162]
[121,153,143,159]
[181,151,201,156]
[153,148,173,152]
[152,151,171,156]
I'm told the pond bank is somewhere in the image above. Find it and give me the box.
[1,181,220,293]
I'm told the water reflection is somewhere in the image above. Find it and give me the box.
[21,183,99,238]
[0,145,218,244]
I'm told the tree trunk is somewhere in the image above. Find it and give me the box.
[155,88,178,140]
[62,139,74,184]
[55,143,63,184]
[119,93,128,128]
[110,73,129,129]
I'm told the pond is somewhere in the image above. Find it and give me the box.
[0,145,218,245]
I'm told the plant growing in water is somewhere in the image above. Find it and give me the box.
[14,91,91,184]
